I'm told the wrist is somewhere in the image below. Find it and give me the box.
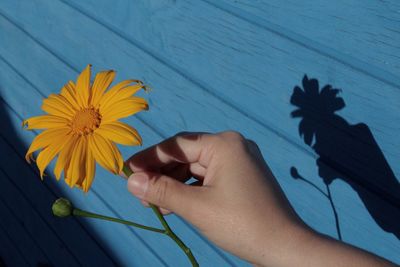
[255,224,396,267]
[253,222,316,267]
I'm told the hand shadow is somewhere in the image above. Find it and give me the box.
[290,75,400,240]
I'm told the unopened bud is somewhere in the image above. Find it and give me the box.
[52,198,73,217]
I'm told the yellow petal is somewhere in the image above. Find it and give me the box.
[60,81,80,110]
[89,133,123,174]
[36,133,70,178]
[81,148,96,192]
[111,142,124,174]
[96,121,142,146]
[54,135,77,180]
[100,84,144,112]
[101,97,148,123]
[75,64,91,107]
[90,70,116,107]
[25,127,70,163]
[98,79,141,108]
[41,94,75,119]
[66,136,87,186]
[23,115,69,130]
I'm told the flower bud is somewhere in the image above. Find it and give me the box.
[52,198,73,217]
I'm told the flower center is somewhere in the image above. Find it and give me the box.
[70,107,101,135]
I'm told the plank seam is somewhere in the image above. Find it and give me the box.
[201,0,400,89]
[0,167,54,266]
[0,212,31,267]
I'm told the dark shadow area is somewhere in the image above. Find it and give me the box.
[0,93,121,266]
[289,75,400,239]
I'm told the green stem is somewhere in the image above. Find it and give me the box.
[73,208,164,234]
[150,204,199,267]
[123,164,199,267]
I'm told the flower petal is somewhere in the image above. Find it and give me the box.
[36,132,70,178]
[54,135,77,180]
[41,94,75,119]
[101,97,148,123]
[89,133,123,174]
[98,79,141,108]
[96,121,142,146]
[25,127,70,163]
[80,148,95,192]
[60,81,80,110]
[65,136,87,187]
[23,115,69,130]
[100,84,144,112]
[75,64,91,107]
[90,70,116,107]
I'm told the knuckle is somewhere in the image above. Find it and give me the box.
[218,131,247,150]
[220,130,245,141]
[154,177,169,205]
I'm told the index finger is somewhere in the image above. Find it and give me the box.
[126,132,214,173]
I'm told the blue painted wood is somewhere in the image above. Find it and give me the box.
[0,0,398,266]
[0,221,29,267]
[215,0,400,81]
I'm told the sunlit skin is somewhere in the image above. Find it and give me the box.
[126,131,396,267]
[23,65,148,192]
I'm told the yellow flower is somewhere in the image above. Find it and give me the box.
[23,65,148,192]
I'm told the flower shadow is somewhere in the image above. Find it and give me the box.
[289,75,400,240]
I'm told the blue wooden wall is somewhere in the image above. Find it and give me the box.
[0,0,399,266]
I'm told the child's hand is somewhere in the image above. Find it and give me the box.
[125,131,395,267]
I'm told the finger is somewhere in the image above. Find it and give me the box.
[159,207,172,215]
[127,171,201,217]
[127,132,214,172]
[189,162,206,179]
[140,199,172,215]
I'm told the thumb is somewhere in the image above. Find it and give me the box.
[127,171,197,216]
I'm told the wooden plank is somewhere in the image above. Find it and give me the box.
[0,0,398,265]
[212,0,400,80]
[0,186,51,267]
[0,216,30,267]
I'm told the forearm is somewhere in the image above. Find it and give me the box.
[301,232,396,267]
[255,226,396,267]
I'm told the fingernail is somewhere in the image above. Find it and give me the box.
[128,173,149,199]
